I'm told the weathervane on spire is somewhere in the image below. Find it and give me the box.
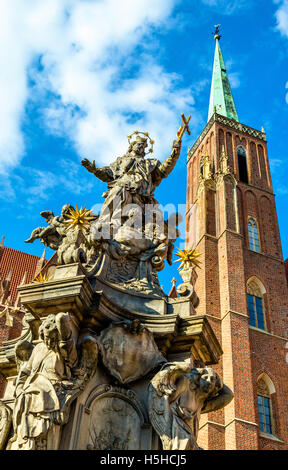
[213,24,221,40]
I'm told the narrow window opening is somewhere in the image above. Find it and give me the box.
[257,377,275,436]
[248,218,260,253]
[247,278,266,331]
[247,294,265,330]
[258,396,273,434]
[237,146,248,183]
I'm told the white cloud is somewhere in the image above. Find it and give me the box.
[275,0,288,37]
[0,158,97,204]
[0,2,27,172]
[0,171,16,201]
[42,59,195,164]
[276,185,288,195]
[0,0,199,173]
[201,0,252,15]
[25,168,57,204]
[224,59,241,89]
[229,72,241,89]
[58,158,95,195]
[274,1,288,103]
[270,158,283,170]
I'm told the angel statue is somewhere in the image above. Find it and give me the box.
[148,362,234,450]
[25,204,93,265]
[7,313,98,450]
[25,204,74,249]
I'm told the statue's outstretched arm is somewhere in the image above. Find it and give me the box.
[25,227,43,243]
[81,158,114,182]
[38,225,55,239]
[156,141,182,180]
[201,384,234,414]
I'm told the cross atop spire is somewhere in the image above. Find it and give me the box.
[213,24,221,41]
[208,30,239,122]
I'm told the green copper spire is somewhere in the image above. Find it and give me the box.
[208,28,239,122]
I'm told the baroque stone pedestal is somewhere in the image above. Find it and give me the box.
[0,263,231,451]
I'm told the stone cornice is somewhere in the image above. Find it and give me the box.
[259,432,284,443]
[192,232,284,264]
[221,310,249,322]
[204,310,249,323]
[249,325,288,342]
[244,246,284,264]
[199,417,258,430]
[187,113,266,163]
[194,230,243,248]
[197,314,288,343]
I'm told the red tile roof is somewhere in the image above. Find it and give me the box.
[0,246,42,302]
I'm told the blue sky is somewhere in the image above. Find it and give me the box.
[0,0,288,293]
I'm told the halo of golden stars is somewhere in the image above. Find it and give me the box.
[127,131,155,154]
[173,248,202,270]
[64,204,97,231]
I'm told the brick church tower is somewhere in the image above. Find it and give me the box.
[186,30,288,450]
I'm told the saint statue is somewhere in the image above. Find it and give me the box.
[81,135,182,240]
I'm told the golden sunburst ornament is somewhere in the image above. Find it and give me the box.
[32,272,51,283]
[64,204,97,231]
[173,248,202,270]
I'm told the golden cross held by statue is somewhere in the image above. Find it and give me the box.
[176,113,191,143]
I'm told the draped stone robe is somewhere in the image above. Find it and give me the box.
[8,336,77,450]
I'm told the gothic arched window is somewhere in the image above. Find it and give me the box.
[247,278,266,330]
[237,146,249,183]
[257,375,276,436]
[248,218,260,253]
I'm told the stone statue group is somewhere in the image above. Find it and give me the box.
[0,123,233,450]
[25,133,183,289]
[3,314,232,450]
